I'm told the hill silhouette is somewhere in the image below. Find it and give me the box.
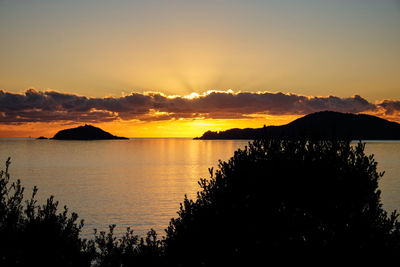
[195,111,400,140]
[52,124,128,140]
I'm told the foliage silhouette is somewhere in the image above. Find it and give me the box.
[91,225,162,267]
[0,158,162,266]
[0,157,93,266]
[164,139,400,265]
[1,139,400,266]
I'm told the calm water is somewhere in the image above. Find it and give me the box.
[0,138,249,238]
[0,138,399,239]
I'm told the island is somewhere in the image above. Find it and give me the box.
[195,111,400,140]
[36,136,48,140]
[52,124,128,140]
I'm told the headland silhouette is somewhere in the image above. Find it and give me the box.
[195,111,400,140]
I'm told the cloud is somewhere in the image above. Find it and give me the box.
[377,100,400,115]
[0,89,394,124]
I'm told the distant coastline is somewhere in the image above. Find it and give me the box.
[195,111,400,140]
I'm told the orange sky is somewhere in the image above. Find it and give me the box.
[0,106,301,138]
[0,1,399,137]
[2,110,398,138]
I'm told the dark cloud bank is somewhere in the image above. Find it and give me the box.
[0,89,398,124]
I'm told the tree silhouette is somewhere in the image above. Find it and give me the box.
[164,139,400,265]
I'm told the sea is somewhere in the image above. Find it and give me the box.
[0,138,399,239]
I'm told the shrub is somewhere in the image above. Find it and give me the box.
[164,139,400,265]
[0,157,94,266]
[0,157,162,267]
[0,158,96,266]
[92,225,162,267]
[2,139,400,266]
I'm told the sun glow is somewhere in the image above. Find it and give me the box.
[97,114,301,138]
[0,114,300,138]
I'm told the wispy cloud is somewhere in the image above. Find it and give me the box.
[0,89,396,124]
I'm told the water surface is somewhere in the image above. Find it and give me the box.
[0,138,249,238]
[0,138,399,238]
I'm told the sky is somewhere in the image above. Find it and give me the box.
[0,0,399,137]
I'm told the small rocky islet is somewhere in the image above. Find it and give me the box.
[51,124,128,140]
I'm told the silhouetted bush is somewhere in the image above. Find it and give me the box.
[164,139,400,265]
[91,225,162,267]
[0,157,162,267]
[2,139,400,266]
[0,157,93,266]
